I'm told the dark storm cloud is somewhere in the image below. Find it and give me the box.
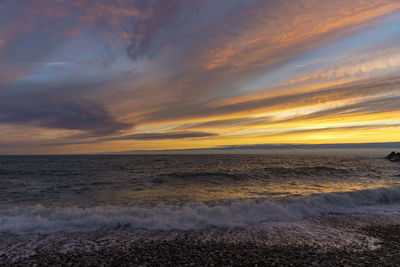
[0,96,133,136]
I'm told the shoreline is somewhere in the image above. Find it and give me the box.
[1,213,400,266]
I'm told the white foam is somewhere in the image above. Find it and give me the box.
[1,187,400,233]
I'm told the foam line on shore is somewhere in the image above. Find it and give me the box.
[1,187,400,233]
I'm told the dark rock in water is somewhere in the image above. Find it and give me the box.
[385,151,400,162]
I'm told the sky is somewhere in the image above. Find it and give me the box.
[1,0,400,154]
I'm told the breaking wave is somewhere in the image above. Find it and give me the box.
[1,187,400,233]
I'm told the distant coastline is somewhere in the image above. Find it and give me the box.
[108,142,400,156]
[1,142,399,156]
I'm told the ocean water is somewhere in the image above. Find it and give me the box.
[1,154,400,234]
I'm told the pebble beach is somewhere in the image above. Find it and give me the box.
[1,213,400,266]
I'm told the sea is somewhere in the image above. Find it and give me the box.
[1,154,400,259]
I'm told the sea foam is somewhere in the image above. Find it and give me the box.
[1,187,400,233]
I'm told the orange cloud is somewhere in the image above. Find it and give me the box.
[203,0,400,71]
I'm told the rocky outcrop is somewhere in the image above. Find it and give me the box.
[385,151,400,162]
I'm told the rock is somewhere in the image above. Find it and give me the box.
[385,151,400,162]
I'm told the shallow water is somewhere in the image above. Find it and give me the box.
[0,154,400,233]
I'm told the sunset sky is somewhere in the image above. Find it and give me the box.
[1,0,400,154]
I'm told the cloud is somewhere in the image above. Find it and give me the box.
[200,0,400,71]
[281,46,400,88]
[257,123,400,138]
[1,0,400,154]
[107,131,218,141]
[272,94,400,125]
[125,0,183,60]
[172,93,400,133]
[117,0,400,117]
[0,96,133,136]
[0,131,218,148]
[219,142,400,150]
[0,0,155,85]
[140,75,400,124]
[176,117,272,130]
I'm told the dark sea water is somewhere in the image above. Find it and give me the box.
[1,154,400,233]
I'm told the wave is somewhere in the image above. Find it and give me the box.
[158,166,350,183]
[1,188,400,233]
[161,171,249,181]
